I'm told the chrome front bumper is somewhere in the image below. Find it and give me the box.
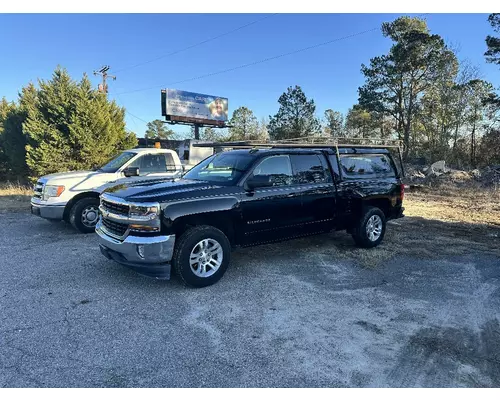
[30,197,65,220]
[96,220,176,279]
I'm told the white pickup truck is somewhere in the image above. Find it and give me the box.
[30,148,183,233]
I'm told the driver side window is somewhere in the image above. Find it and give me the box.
[251,155,293,187]
[127,154,167,176]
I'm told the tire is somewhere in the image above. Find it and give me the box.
[172,225,231,288]
[351,206,386,248]
[69,197,100,234]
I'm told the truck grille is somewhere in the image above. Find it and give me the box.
[102,217,128,237]
[99,194,160,240]
[101,199,129,216]
[33,181,44,199]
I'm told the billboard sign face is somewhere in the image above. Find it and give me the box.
[164,89,228,122]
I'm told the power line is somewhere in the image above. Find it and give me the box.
[115,26,380,96]
[115,13,431,97]
[112,13,278,74]
[114,91,149,125]
[123,107,145,128]
[124,109,149,125]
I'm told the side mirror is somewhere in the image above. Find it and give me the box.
[245,175,272,191]
[123,167,140,177]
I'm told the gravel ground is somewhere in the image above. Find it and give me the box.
[0,211,499,387]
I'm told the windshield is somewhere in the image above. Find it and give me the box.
[183,152,255,185]
[99,152,137,173]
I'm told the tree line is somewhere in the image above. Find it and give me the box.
[1,15,499,182]
[149,15,500,169]
[354,15,500,168]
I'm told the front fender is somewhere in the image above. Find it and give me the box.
[162,196,240,226]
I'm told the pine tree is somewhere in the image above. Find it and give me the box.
[0,98,12,178]
[358,16,457,159]
[324,109,345,137]
[22,67,137,179]
[268,86,321,140]
[485,14,500,65]
[345,106,374,138]
[145,119,175,139]
[229,106,259,140]
[0,93,30,180]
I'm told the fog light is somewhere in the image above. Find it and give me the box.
[137,245,145,259]
[130,224,160,232]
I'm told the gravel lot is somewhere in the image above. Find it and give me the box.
[1,211,499,387]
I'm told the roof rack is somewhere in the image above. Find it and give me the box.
[192,136,402,149]
[192,136,405,177]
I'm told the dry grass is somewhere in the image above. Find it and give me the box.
[404,184,500,227]
[325,183,500,268]
[0,182,32,212]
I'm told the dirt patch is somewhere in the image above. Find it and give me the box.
[388,319,500,387]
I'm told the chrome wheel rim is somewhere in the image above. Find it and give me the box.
[82,205,99,228]
[366,215,383,242]
[189,238,223,278]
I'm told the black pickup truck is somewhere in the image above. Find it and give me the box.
[96,144,405,287]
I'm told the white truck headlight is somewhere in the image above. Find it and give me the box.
[42,185,65,200]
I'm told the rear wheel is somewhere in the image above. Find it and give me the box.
[69,197,100,233]
[351,206,386,248]
[172,225,231,288]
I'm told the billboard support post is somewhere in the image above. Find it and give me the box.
[194,124,200,140]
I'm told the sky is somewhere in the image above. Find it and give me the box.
[0,13,498,137]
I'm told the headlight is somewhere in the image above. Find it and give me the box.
[42,185,65,200]
[129,204,160,220]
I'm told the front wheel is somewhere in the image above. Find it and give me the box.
[172,225,231,288]
[351,206,386,248]
[69,197,100,233]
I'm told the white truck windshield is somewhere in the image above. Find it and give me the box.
[99,152,137,173]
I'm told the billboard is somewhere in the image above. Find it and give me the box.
[163,89,228,122]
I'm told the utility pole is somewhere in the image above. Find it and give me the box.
[93,65,116,96]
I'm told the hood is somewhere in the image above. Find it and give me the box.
[96,176,177,194]
[102,178,228,203]
[40,170,96,183]
[39,170,118,192]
